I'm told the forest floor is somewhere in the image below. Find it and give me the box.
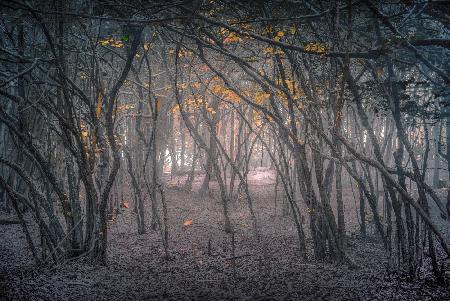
[1,170,449,300]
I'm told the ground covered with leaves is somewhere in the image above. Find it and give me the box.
[1,171,449,300]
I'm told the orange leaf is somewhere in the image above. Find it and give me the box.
[121,202,129,209]
[183,219,193,227]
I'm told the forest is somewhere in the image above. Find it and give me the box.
[0,0,449,300]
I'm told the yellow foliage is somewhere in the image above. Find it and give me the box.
[116,103,135,114]
[274,31,284,42]
[263,47,273,55]
[211,84,223,94]
[245,56,258,62]
[98,38,124,48]
[177,83,187,90]
[289,25,297,35]
[80,129,89,138]
[193,96,204,105]
[272,78,305,102]
[220,27,242,44]
[79,71,88,80]
[304,42,326,54]
[219,27,227,36]
[171,104,181,114]
[224,33,241,44]
[252,111,263,127]
[191,82,201,89]
[177,49,192,57]
[239,23,252,31]
[99,39,109,46]
[225,90,240,103]
[285,79,304,99]
[254,91,270,104]
[112,41,124,48]
[206,107,216,115]
[263,47,284,56]
[212,84,240,103]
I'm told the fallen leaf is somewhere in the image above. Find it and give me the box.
[183,219,193,227]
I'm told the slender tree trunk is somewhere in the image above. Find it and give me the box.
[180,120,186,172]
[433,122,440,188]
[445,101,450,216]
[65,151,83,255]
[125,149,146,234]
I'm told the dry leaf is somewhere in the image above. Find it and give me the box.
[183,219,193,227]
